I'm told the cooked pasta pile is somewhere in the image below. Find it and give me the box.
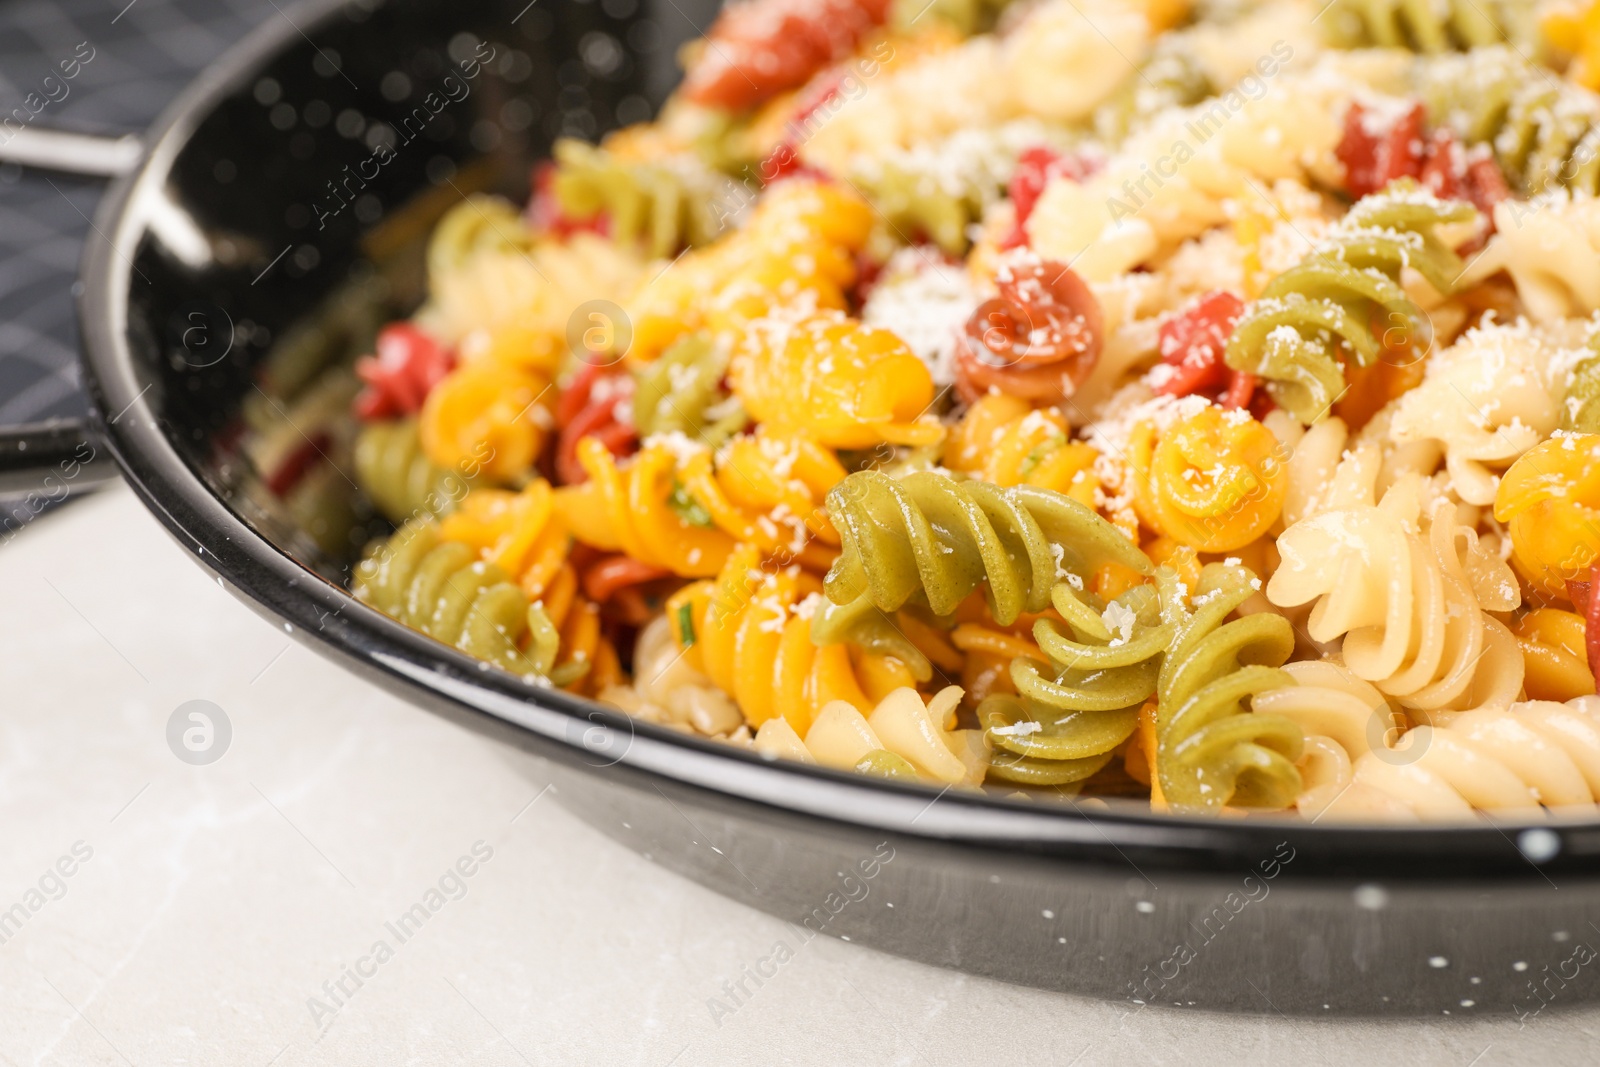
[338,0,1600,820]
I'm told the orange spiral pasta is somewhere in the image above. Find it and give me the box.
[665,545,922,734]
[1514,608,1597,703]
[729,312,942,450]
[1129,403,1288,553]
[553,429,846,577]
[1495,434,1600,599]
[943,394,1100,509]
[629,181,875,363]
[419,326,560,485]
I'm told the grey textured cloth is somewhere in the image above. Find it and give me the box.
[0,0,274,427]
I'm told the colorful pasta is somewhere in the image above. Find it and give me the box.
[554,430,844,577]
[1417,46,1600,197]
[630,333,748,446]
[627,180,874,364]
[732,312,942,449]
[302,0,1600,818]
[1128,403,1288,552]
[550,138,732,258]
[1223,182,1475,424]
[1495,434,1600,599]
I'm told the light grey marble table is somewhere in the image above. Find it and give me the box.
[0,484,1593,1065]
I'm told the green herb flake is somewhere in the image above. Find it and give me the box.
[668,480,716,528]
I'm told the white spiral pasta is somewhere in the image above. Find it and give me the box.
[602,616,745,738]
[418,231,645,348]
[799,39,1011,175]
[1266,663,1600,820]
[752,686,987,786]
[1002,0,1155,124]
[1268,482,1523,714]
[803,0,1154,175]
[1388,322,1569,506]
[1466,193,1600,324]
[1025,61,1370,281]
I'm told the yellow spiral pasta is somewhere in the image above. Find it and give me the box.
[555,430,845,577]
[943,395,1100,510]
[664,545,925,736]
[1495,434,1600,599]
[1128,404,1288,553]
[729,312,942,451]
[628,181,875,363]
[753,685,987,786]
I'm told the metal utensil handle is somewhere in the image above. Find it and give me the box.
[0,419,114,497]
[0,127,143,177]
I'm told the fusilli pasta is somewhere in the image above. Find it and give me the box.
[754,685,987,785]
[1224,183,1475,423]
[1156,562,1303,813]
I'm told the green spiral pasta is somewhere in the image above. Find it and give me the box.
[1093,43,1214,144]
[353,418,472,524]
[1156,563,1302,813]
[852,125,1050,255]
[552,139,730,259]
[1223,182,1474,423]
[1417,46,1600,196]
[853,157,992,256]
[353,518,561,676]
[981,574,1175,787]
[1563,331,1600,434]
[631,333,748,444]
[813,471,1149,676]
[890,0,1015,35]
[1321,0,1540,55]
[427,195,536,286]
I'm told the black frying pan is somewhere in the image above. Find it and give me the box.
[4,0,1597,1017]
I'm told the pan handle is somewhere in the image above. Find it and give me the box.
[0,419,115,499]
[0,127,143,177]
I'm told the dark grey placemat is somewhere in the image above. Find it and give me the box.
[0,0,276,427]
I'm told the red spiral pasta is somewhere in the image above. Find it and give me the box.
[353,324,454,421]
[1337,101,1508,215]
[555,362,637,486]
[680,0,891,113]
[1150,290,1257,411]
[955,257,1102,404]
